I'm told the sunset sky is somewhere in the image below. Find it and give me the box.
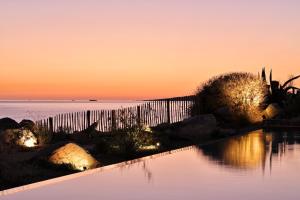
[0,0,300,100]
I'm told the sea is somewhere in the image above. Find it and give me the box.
[0,100,143,122]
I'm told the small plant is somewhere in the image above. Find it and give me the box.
[112,110,156,155]
[114,126,154,154]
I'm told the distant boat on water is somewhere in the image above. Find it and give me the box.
[89,99,98,102]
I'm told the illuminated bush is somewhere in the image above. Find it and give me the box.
[191,72,267,124]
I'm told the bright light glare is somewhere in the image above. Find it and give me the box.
[23,137,37,147]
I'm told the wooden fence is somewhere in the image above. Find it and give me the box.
[35,95,196,133]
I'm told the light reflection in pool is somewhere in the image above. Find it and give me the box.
[200,132,268,169]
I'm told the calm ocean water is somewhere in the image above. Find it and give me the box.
[0,100,143,122]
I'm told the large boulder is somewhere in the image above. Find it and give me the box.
[263,103,282,119]
[214,107,234,122]
[0,118,20,131]
[182,114,217,126]
[152,122,181,132]
[173,114,217,140]
[48,143,99,171]
[19,119,38,133]
[0,128,38,147]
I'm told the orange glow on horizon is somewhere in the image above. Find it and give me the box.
[0,1,299,100]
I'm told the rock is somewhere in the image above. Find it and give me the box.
[0,128,38,147]
[153,122,182,132]
[263,103,282,119]
[48,143,99,171]
[19,119,38,133]
[173,114,217,140]
[217,128,237,136]
[214,107,234,122]
[182,114,217,126]
[153,123,172,131]
[0,118,20,131]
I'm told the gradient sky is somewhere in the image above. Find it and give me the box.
[1,0,300,100]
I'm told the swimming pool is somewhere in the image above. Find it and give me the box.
[1,130,300,200]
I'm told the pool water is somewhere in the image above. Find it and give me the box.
[2,130,300,200]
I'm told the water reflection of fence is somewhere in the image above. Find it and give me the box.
[35,95,196,133]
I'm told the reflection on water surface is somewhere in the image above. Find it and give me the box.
[201,131,267,169]
[200,130,300,172]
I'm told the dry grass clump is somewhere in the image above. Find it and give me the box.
[191,72,268,125]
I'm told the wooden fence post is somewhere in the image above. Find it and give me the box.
[111,110,116,130]
[166,99,171,124]
[137,106,141,127]
[49,117,54,133]
[87,110,91,128]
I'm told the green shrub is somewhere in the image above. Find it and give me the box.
[113,125,155,155]
[111,110,156,155]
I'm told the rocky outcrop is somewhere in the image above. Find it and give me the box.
[0,118,44,148]
[214,107,234,122]
[19,119,38,133]
[0,128,38,147]
[263,103,282,119]
[181,114,217,126]
[0,118,20,131]
[171,114,217,140]
[48,143,99,171]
